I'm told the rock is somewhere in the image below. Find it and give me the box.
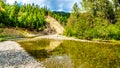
[0,41,44,68]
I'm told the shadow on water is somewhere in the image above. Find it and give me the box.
[27,49,49,61]
[18,39,120,68]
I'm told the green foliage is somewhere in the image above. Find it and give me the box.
[17,4,46,30]
[0,38,3,41]
[0,0,47,30]
[65,1,120,40]
[48,11,70,26]
[0,23,5,28]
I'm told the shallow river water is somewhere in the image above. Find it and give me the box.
[18,39,120,68]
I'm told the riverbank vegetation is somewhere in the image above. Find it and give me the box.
[0,28,24,41]
[65,0,120,40]
[1,0,120,41]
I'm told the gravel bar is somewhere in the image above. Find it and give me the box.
[0,41,44,68]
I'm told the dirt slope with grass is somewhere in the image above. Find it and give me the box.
[45,16,64,35]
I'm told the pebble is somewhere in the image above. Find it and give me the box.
[0,41,44,68]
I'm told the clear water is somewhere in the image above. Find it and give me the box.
[18,39,120,68]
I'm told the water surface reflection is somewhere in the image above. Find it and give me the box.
[18,39,120,68]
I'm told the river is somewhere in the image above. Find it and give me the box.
[18,38,120,68]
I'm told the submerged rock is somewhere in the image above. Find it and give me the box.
[43,55,73,68]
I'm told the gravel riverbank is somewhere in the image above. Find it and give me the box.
[0,41,44,68]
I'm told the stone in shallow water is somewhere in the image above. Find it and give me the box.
[43,55,73,68]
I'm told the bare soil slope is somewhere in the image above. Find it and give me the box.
[45,16,64,35]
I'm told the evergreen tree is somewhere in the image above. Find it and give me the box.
[65,0,120,40]
[0,0,47,30]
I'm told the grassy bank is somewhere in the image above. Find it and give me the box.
[0,28,23,41]
[0,28,44,41]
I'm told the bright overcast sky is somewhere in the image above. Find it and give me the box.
[6,0,81,12]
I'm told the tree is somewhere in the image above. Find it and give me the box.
[0,0,5,24]
[65,3,80,36]
[65,0,120,40]
[81,0,115,24]
[0,0,47,30]
[72,2,79,17]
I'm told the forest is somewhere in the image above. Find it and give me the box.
[0,0,70,30]
[0,0,47,30]
[65,0,120,40]
[1,0,120,40]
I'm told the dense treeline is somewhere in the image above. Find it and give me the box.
[2,0,120,40]
[0,0,47,30]
[48,11,70,26]
[65,0,120,40]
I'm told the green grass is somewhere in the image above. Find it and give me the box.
[18,39,120,68]
[0,38,3,41]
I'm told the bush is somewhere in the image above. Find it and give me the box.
[0,23,5,28]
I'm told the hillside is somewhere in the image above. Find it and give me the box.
[45,16,64,35]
